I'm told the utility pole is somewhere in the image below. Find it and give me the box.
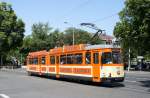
[72,27,75,45]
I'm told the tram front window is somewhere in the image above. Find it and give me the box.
[102,52,112,64]
[102,52,122,64]
[112,52,122,64]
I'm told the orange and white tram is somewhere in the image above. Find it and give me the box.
[27,44,125,82]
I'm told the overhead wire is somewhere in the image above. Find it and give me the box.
[91,13,118,23]
[55,0,119,35]
[56,0,92,21]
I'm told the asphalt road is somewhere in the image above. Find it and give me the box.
[0,68,150,98]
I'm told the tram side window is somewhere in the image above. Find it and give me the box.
[29,58,33,64]
[50,56,55,64]
[74,53,82,64]
[93,53,99,64]
[67,54,73,64]
[60,55,66,64]
[33,58,38,65]
[41,57,45,64]
[86,52,91,64]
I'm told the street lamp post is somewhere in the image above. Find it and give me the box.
[64,22,75,45]
[72,28,75,45]
[127,36,137,71]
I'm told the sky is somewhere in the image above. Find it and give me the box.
[1,0,125,36]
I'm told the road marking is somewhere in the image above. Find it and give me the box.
[125,80,143,85]
[126,77,150,80]
[125,80,137,83]
[136,77,150,80]
[125,71,150,74]
[0,94,10,98]
[123,87,150,94]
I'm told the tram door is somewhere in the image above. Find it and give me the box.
[92,52,100,82]
[39,56,46,75]
[38,56,42,75]
[56,56,60,78]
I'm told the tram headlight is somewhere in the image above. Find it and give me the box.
[117,71,120,75]
[101,73,106,77]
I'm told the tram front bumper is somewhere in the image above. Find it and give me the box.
[101,77,124,82]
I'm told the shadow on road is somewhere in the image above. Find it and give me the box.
[139,80,150,92]
[31,74,125,88]
[58,78,125,88]
[99,82,125,88]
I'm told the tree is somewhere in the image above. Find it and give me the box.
[0,2,25,65]
[22,22,55,52]
[22,24,103,61]
[113,0,150,58]
[64,27,102,45]
[31,22,51,51]
[64,28,90,45]
[48,29,64,47]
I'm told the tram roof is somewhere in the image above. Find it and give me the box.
[28,50,48,57]
[49,44,120,54]
[85,44,120,50]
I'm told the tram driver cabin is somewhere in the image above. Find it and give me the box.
[26,44,124,83]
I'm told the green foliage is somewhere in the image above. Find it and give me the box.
[22,23,103,54]
[0,2,25,52]
[64,27,102,45]
[0,2,25,65]
[64,27,91,45]
[113,0,150,59]
[22,22,64,52]
[48,29,64,47]
[31,22,51,51]
[22,23,52,52]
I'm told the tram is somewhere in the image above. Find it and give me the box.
[26,44,125,82]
